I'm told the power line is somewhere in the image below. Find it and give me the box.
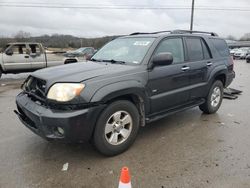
[0,2,248,9]
[0,3,250,12]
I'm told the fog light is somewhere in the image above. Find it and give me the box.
[57,127,65,135]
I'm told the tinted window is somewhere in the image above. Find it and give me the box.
[155,38,184,63]
[29,44,41,54]
[186,38,203,61]
[211,39,229,57]
[201,40,211,59]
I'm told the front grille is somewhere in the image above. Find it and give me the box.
[23,76,47,103]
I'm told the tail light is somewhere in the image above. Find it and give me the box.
[229,56,234,70]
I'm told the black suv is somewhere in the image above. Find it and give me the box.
[15,30,235,156]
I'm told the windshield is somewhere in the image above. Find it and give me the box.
[91,37,155,64]
[75,48,86,53]
[2,44,10,52]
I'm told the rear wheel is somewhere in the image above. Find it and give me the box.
[93,100,140,156]
[199,80,223,114]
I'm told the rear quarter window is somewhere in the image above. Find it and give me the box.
[210,39,229,57]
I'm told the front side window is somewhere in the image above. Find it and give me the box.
[154,38,184,63]
[9,44,27,54]
[92,37,155,64]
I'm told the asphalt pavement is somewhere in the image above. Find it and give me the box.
[0,60,250,188]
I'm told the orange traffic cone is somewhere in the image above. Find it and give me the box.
[118,167,132,188]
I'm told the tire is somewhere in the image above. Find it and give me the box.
[199,80,223,114]
[93,100,140,156]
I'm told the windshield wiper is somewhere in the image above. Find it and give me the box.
[90,58,103,62]
[91,58,126,64]
[102,59,126,64]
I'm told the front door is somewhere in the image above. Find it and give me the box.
[147,37,191,114]
[2,44,31,71]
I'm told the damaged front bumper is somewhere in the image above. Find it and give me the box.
[15,92,106,142]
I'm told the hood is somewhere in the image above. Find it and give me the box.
[32,61,139,86]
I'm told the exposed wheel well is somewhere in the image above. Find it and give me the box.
[215,74,226,87]
[106,94,146,126]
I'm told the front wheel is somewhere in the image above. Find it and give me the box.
[93,100,140,156]
[199,80,223,114]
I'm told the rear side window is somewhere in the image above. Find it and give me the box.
[29,44,41,54]
[186,38,203,61]
[210,39,229,57]
[201,40,211,59]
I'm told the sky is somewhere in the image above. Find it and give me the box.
[0,0,249,39]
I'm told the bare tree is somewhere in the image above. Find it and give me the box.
[239,33,250,41]
[14,30,31,39]
[226,35,237,41]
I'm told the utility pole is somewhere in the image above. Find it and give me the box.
[190,0,195,31]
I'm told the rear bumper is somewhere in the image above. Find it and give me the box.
[225,71,235,88]
[15,92,106,142]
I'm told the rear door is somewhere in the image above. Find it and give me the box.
[2,44,31,71]
[27,44,46,70]
[184,37,211,99]
[147,37,191,114]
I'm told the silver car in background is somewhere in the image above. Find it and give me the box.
[233,47,250,59]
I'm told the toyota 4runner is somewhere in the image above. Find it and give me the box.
[15,30,235,156]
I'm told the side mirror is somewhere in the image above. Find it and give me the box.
[5,49,13,56]
[153,52,173,66]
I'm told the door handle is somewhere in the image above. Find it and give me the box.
[181,66,190,71]
[25,55,29,58]
[207,62,213,66]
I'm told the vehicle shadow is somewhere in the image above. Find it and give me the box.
[29,107,223,160]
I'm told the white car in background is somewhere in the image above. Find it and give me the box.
[233,48,250,59]
[230,48,238,56]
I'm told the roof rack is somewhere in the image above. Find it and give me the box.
[130,30,218,36]
[171,30,218,36]
[130,31,172,35]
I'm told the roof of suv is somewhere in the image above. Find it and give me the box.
[125,30,219,39]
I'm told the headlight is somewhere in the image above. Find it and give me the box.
[47,83,85,102]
